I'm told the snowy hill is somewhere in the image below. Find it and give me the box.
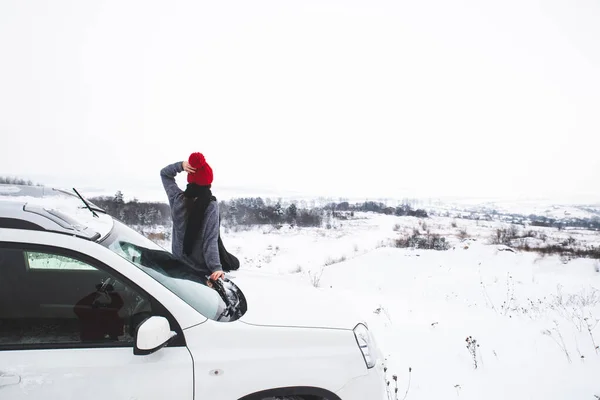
[427,199,600,221]
[320,245,599,399]
[216,213,600,399]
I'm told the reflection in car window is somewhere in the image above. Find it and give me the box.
[26,251,96,270]
[0,248,152,348]
[100,220,225,320]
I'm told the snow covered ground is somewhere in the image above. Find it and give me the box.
[2,184,600,398]
[204,213,600,399]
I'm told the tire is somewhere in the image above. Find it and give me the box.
[261,397,304,400]
[252,392,327,400]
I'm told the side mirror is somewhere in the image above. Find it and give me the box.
[134,316,177,356]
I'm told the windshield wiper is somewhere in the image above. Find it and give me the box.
[54,188,105,212]
[73,188,99,218]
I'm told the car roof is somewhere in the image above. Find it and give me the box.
[0,184,114,241]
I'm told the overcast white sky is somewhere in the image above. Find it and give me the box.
[1,0,599,202]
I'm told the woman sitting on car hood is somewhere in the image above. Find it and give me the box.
[160,153,224,283]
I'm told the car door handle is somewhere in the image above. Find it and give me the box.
[0,373,21,387]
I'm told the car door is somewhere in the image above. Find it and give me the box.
[0,243,194,400]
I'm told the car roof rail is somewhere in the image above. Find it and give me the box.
[22,204,102,241]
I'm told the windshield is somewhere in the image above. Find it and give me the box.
[99,219,233,321]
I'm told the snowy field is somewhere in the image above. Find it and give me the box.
[195,213,600,400]
[2,185,600,398]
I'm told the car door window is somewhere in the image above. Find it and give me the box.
[26,251,96,270]
[0,247,153,349]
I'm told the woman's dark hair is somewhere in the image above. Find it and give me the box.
[182,183,215,256]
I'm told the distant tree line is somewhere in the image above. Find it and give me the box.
[218,198,429,227]
[328,201,428,218]
[88,193,430,229]
[0,176,42,186]
[450,210,600,232]
[89,191,171,226]
[218,198,323,227]
[81,190,600,234]
[528,215,600,231]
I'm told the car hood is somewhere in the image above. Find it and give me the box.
[227,270,363,330]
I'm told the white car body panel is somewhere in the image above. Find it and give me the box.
[184,320,368,399]
[231,269,365,330]
[335,366,390,400]
[0,347,193,400]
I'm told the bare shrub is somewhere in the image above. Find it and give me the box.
[466,336,480,369]
[395,231,450,251]
[458,229,469,240]
[542,322,572,363]
[500,274,516,316]
[309,267,325,288]
[584,317,599,355]
[393,223,402,232]
[509,224,520,239]
[567,288,600,308]
[401,367,413,400]
[562,236,577,247]
[451,220,458,228]
[523,230,537,238]
[324,255,347,266]
[430,235,450,251]
[516,244,600,260]
[491,228,505,245]
[395,236,410,248]
[376,240,390,249]
[491,225,521,246]
[479,268,497,313]
[549,287,600,333]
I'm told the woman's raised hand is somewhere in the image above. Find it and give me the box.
[183,161,196,174]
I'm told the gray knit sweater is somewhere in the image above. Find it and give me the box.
[160,162,222,275]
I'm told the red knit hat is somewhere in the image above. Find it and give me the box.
[187,152,213,186]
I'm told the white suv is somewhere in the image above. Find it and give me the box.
[0,185,389,400]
